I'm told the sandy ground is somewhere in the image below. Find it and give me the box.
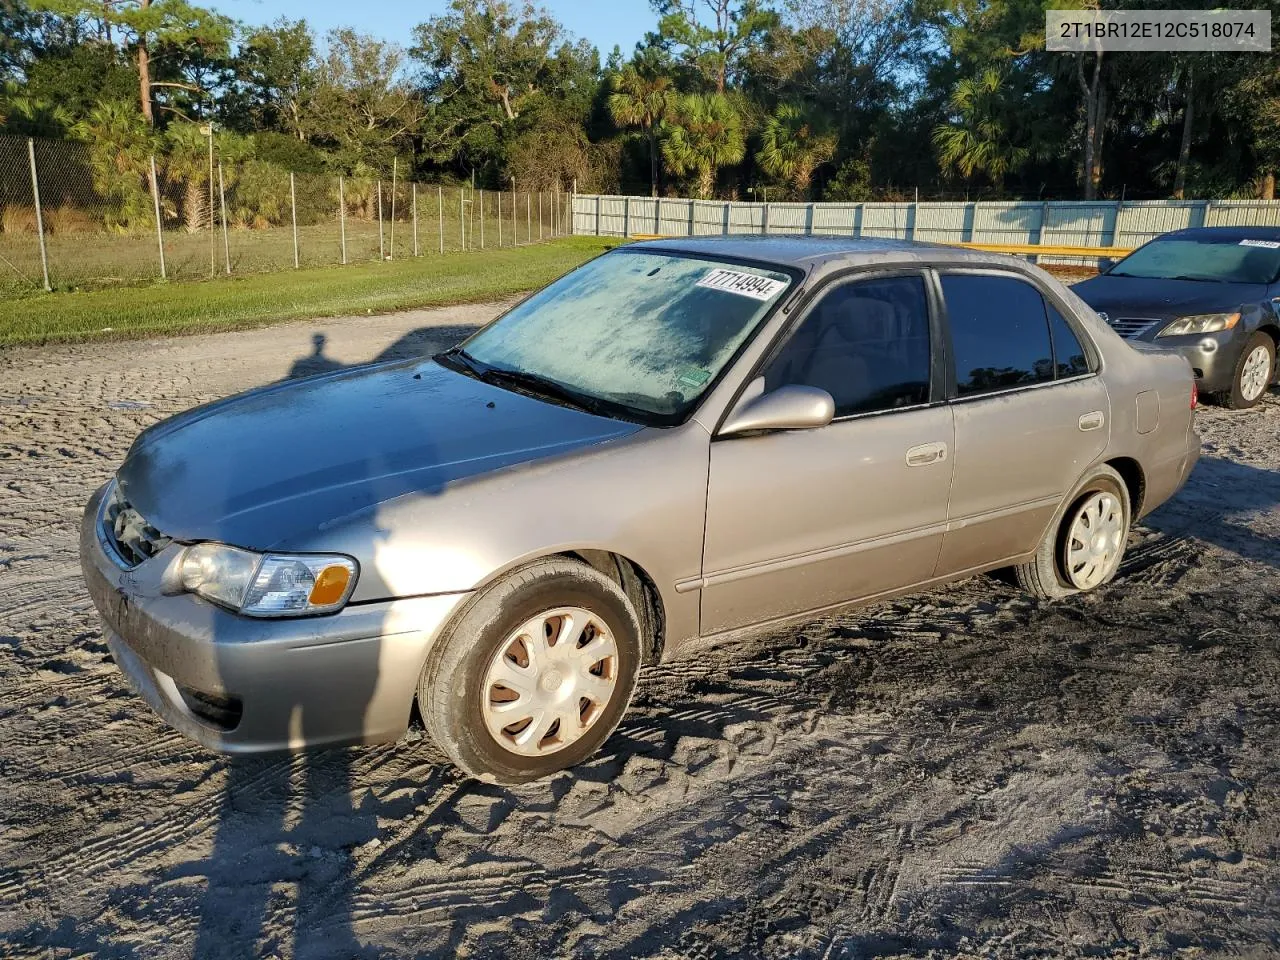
[1,304,1278,959]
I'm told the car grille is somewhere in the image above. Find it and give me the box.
[1104,316,1162,339]
[102,485,172,568]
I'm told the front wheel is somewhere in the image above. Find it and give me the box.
[1014,465,1130,600]
[1222,331,1274,410]
[418,557,643,784]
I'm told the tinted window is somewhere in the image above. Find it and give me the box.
[1108,238,1280,284]
[765,275,931,416]
[1048,305,1090,376]
[943,275,1054,395]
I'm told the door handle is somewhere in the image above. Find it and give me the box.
[905,442,948,467]
[1079,411,1105,432]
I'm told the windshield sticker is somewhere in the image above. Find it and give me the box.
[676,368,711,390]
[1239,239,1280,249]
[697,268,787,301]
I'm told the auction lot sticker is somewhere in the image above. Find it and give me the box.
[697,268,787,301]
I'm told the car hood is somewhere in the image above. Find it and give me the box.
[116,359,642,549]
[1071,273,1267,320]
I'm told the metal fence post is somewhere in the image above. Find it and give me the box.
[623,196,630,238]
[538,192,544,240]
[723,201,730,235]
[377,180,385,260]
[208,129,215,278]
[595,195,601,236]
[437,185,444,254]
[807,202,815,235]
[412,183,419,256]
[459,188,465,250]
[389,158,397,261]
[762,202,770,236]
[480,190,485,249]
[149,154,166,280]
[498,192,504,247]
[26,138,51,291]
[654,196,660,235]
[339,176,347,265]
[527,193,532,243]
[512,187,518,244]
[290,171,300,269]
[689,199,695,236]
[218,161,230,274]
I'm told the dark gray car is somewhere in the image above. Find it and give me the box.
[1073,226,1280,408]
[81,237,1200,783]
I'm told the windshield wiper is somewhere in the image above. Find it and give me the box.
[1169,274,1225,284]
[433,345,488,377]
[478,367,618,417]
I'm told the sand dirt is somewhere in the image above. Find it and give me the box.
[1,303,1278,958]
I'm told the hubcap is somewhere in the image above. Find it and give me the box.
[1064,491,1125,590]
[1240,345,1271,402]
[480,607,619,757]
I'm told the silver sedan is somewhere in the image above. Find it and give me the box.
[81,237,1201,783]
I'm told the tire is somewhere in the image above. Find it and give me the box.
[1014,464,1130,600]
[1221,331,1274,410]
[418,557,643,784]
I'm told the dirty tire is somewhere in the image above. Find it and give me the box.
[418,557,643,784]
[1220,330,1275,410]
[1014,464,1130,600]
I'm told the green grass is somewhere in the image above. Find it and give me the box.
[0,236,620,347]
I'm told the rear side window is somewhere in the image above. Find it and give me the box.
[1048,305,1090,377]
[942,274,1056,396]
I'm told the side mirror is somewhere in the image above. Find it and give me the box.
[719,383,835,437]
[1097,257,1116,274]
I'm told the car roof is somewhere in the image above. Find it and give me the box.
[1157,225,1280,242]
[626,234,1024,271]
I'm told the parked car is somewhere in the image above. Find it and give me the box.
[1073,226,1280,408]
[81,237,1200,783]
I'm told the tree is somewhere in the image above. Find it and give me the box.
[0,79,73,137]
[933,68,1029,191]
[649,0,779,93]
[229,19,317,139]
[73,99,157,229]
[609,64,677,196]
[757,103,836,197]
[661,92,744,197]
[29,0,232,124]
[302,29,422,173]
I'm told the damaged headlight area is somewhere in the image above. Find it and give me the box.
[180,543,358,617]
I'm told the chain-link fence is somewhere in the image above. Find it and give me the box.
[0,134,575,299]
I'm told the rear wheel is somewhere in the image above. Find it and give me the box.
[1015,465,1130,600]
[418,557,643,784]
[1222,331,1274,410]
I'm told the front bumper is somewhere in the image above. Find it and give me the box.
[80,482,468,753]
[1149,330,1242,394]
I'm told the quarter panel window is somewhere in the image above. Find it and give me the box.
[764,275,932,417]
[942,274,1054,395]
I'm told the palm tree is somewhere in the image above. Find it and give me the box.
[74,100,158,230]
[661,93,745,200]
[757,104,837,198]
[0,80,73,138]
[164,121,213,233]
[932,69,1028,192]
[608,66,677,197]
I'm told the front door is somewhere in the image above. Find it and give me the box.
[700,272,954,635]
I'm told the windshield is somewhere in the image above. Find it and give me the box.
[454,249,794,423]
[1109,238,1280,284]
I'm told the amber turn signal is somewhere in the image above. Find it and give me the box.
[309,565,353,606]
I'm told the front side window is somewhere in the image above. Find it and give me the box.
[943,274,1056,396]
[455,250,793,423]
[764,275,932,417]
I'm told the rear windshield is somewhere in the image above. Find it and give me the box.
[1109,238,1280,284]
[461,249,794,422]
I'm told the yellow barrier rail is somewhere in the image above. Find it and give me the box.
[624,234,1132,258]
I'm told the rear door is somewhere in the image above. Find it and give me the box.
[934,270,1109,576]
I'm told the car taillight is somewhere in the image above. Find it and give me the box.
[1190,380,1198,409]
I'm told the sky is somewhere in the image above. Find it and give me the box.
[219,0,657,58]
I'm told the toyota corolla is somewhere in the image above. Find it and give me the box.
[81,237,1200,783]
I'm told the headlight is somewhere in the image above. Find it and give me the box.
[1157,312,1240,337]
[180,543,357,617]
